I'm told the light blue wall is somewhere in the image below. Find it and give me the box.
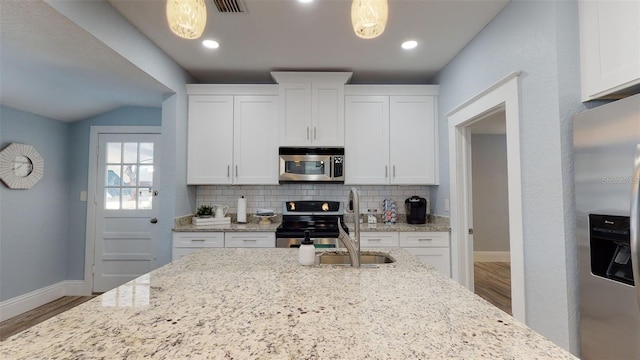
[67,107,161,280]
[433,0,583,353]
[0,106,70,301]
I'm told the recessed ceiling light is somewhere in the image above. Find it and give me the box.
[298,0,313,3]
[202,39,219,49]
[401,40,418,50]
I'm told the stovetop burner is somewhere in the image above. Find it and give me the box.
[276,200,348,248]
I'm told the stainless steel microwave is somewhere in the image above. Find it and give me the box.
[279,147,345,183]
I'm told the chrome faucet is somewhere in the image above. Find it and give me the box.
[337,187,360,267]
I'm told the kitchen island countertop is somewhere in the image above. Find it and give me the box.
[2,248,576,359]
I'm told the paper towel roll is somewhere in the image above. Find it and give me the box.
[237,196,247,223]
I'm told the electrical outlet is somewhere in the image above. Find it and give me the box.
[80,191,87,202]
[444,199,449,212]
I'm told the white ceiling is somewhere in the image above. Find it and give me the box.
[110,0,510,83]
[0,0,509,123]
[0,0,171,122]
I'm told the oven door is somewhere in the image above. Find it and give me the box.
[276,237,339,248]
[279,154,332,182]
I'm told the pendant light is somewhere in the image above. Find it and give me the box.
[166,0,207,40]
[351,0,388,39]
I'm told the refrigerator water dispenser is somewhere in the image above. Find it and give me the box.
[589,214,634,286]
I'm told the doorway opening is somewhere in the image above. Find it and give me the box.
[468,109,512,315]
[447,72,526,322]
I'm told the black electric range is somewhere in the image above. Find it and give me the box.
[275,200,348,248]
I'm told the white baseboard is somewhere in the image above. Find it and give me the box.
[0,280,88,322]
[64,280,88,296]
[474,251,511,262]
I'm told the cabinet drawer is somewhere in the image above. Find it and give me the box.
[359,232,399,248]
[399,232,449,248]
[225,232,275,248]
[172,247,203,261]
[173,232,225,248]
[404,247,451,277]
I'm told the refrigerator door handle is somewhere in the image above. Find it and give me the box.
[631,144,640,309]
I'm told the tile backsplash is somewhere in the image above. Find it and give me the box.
[196,184,431,215]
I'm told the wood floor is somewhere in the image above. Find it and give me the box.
[474,262,512,315]
[0,296,95,341]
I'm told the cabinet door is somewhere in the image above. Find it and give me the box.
[344,96,390,184]
[399,232,449,248]
[224,232,275,248]
[187,95,233,184]
[311,83,345,146]
[404,247,451,277]
[389,96,437,185]
[579,0,640,100]
[359,232,399,248]
[172,232,225,261]
[278,83,312,146]
[233,96,279,184]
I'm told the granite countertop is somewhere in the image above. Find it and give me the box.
[173,214,450,233]
[3,248,576,359]
[173,222,281,232]
[348,216,451,233]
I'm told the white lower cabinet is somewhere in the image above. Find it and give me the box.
[224,232,275,248]
[172,232,224,260]
[399,232,450,277]
[359,232,399,248]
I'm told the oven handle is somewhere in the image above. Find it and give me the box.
[630,144,640,309]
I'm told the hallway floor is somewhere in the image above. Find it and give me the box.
[474,262,512,315]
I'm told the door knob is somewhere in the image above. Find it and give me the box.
[150,218,158,224]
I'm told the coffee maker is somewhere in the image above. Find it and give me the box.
[405,196,429,224]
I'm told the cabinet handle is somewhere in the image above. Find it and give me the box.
[418,238,433,241]
[385,165,388,178]
[243,239,257,242]
[235,165,238,177]
[191,239,206,242]
[393,165,396,177]
[307,127,310,140]
[227,165,230,177]
[368,238,381,241]
[314,127,317,140]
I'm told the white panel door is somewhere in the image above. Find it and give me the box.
[312,83,344,146]
[390,95,437,184]
[233,95,279,184]
[187,95,234,184]
[94,134,160,292]
[344,96,390,184]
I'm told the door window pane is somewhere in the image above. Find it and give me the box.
[139,143,154,164]
[123,143,138,163]
[121,188,136,209]
[103,141,154,210]
[106,188,120,209]
[107,143,121,163]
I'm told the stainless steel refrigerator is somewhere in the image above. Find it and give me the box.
[574,93,640,359]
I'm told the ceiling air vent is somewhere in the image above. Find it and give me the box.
[212,0,246,13]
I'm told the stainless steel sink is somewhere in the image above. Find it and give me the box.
[316,251,395,266]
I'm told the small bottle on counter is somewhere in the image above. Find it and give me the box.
[299,231,315,266]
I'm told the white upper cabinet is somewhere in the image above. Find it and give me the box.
[187,95,234,184]
[233,96,278,184]
[389,96,437,185]
[579,0,640,101]
[272,72,352,147]
[344,96,390,184]
[344,86,439,185]
[186,85,279,185]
